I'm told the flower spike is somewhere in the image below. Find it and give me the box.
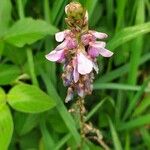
[45,2,113,102]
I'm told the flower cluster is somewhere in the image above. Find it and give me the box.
[45,2,113,102]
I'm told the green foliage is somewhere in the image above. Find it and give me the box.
[3,18,58,47]
[0,0,150,149]
[7,84,56,113]
[0,97,13,150]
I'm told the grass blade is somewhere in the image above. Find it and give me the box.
[119,114,150,130]
[107,116,123,150]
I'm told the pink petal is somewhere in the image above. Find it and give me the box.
[90,30,108,39]
[45,49,65,62]
[55,31,65,42]
[55,30,70,42]
[81,34,95,46]
[99,48,113,57]
[88,47,100,57]
[55,40,67,51]
[90,41,106,48]
[72,58,79,83]
[77,52,93,75]
[66,37,77,49]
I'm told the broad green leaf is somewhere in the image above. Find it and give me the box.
[0,105,14,150]
[107,116,123,150]
[0,64,20,85]
[7,83,56,113]
[0,88,6,107]
[107,22,150,50]
[4,18,58,47]
[0,0,12,36]
[3,45,26,65]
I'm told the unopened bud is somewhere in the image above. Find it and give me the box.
[65,2,85,19]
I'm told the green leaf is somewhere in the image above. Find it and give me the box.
[4,18,58,47]
[123,77,150,120]
[0,64,20,85]
[7,83,56,113]
[0,105,14,150]
[0,88,6,106]
[0,0,12,36]
[95,52,150,83]
[85,0,98,19]
[107,116,123,150]
[132,95,150,117]
[94,83,150,92]
[107,22,150,50]
[40,120,55,150]
[119,114,150,131]
[40,69,81,145]
[14,112,39,135]
[86,97,114,121]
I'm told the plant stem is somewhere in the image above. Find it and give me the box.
[17,0,25,19]
[77,97,86,149]
[26,47,39,86]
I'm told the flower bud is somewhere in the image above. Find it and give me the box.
[65,2,85,19]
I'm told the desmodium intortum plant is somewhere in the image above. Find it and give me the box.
[45,2,113,149]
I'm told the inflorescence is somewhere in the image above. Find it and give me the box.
[45,2,113,103]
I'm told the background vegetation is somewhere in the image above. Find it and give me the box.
[0,0,150,149]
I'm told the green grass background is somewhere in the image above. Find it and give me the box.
[0,0,150,149]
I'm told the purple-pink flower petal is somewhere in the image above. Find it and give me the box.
[55,31,66,42]
[55,30,70,42]
[66,37,77,49]
[45,49,65,62]
[99,48,113,57]
[55,40,67,51]
[89,30,108,39]
[77,52,93,75]
[90,41,106,48]
[88,47,100,58]
[72,58,79,83]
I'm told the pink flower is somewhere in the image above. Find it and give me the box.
[88,41,113,58]
[89,30,108,39]
[72,58,79,83]
[77,52,93,75]
[55,30,70,42]
[72,52,99,82]
[45,40,67,62]
[55,30,77,49]
[81,33,96,46]
[45,49,65,63]
[81,31,113,58]
[45,30,77,62]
